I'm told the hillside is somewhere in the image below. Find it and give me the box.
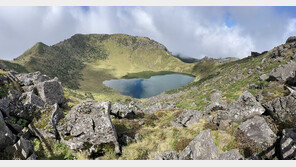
[13,34,194,99]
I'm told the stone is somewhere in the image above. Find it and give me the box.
[142,102,176,114]
[286,36,296,43]
[218,91,265,123]
[0,112,16,150]
[61,101,120,156]
[219,149,243,160]
[15,71,50,86]
[152,151,179,160]
[259,74,269,81]
[36,78,65,105]
[204,101,228,115]
[110,102,136,119]
[6,137,34,159]
[280,128,296,160]
[263,93,296,127]
[238,116,276,145]
[22,91,45,108]
[268,61,296,86]
[179,130,219,160]
[174,109,203,127]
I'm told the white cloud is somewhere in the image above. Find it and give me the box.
[0,7,295,60]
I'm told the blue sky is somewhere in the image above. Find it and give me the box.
[0,6,295,60]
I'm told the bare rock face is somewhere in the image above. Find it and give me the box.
[152,151,179,160]
[36,78,65,105]
[280,128,296,160]
[61,101,120,157]
[179,130,219,160]
[0,112,16,150]
[172,109,203,127]
[263,93,296,128]
[239,116,276,146]
[219,149,243,160]
[268,61,296,86]
[218,91,265,123]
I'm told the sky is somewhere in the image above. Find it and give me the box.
[0,6,296,60]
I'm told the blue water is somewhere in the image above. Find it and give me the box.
[103,73,195,98]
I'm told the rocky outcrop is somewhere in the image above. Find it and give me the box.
[268,61,296,86]
[179,130,219,160]
[4,136,34,159]
[286,36,296,43]
[219,150,243,160]
[22,91,45,108]
[218,91,265,123]
[110,102,136,119]
[239,116,276,146]
[263,92,296,127]
[0,112,16,150]
[280,128,296,160]
[152,151,179,160]
[36,78,65,105]
[171,109,203,127]
[60,101,120,156]
[15,71,50,86]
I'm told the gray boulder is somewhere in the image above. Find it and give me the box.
[280,128,296,160]
[0,112,16,150]
[286,36,296,43]
[268,61,296,86]
[179,130,219,160]
[61,101,120,156]
[4,137,34,159]
[204,101,227,115]
[263,93,296,127]
[36,78,65,105]
[218,91,265,123]
[219,149,243,160]
[110,102,136,119]
[152,151,179,160]
[172,109,203,127]
[15,71,50,86]
[239,116,276,145]
[259,74,269,81]
[22,91,45,108]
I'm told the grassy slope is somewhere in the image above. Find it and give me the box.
[12,34,194,102]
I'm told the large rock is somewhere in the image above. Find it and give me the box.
[286,36,296,43]
[204,101,228,115]
[22,91,45,108]
[29,103,63,139]
[141,102,176,114]
[268,61,296,86]
[15,71,50,86]
[263,93,296,127]
[4,136,34,159]
[219,149,243,160]
[110,102,136,119]
[218,91,265,123]
[172,109,203,127]
[280,128,296,160]
[36,78,65,105]
[179,130,219,160]
[61,101,120,156]
[239,116,276,146]
[0,112,16,150]
[152,151,179,160]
